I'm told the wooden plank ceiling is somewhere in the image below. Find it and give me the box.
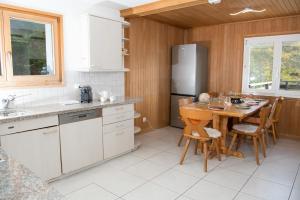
[122,0,300,28]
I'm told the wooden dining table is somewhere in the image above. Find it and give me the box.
[182,99,269,158]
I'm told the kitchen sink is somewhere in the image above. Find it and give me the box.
[0,109,28,117]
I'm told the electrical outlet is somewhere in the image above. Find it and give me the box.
[142,117,147,123]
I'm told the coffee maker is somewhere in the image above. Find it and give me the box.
[79,85,93,103]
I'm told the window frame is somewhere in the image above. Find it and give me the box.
[0,3,64,87]
[242,34,300,98]
[0,10,6,82]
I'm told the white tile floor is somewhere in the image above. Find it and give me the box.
[50,127,300,200]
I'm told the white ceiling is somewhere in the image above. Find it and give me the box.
[79,0,158,9]
[0,0,158,10]
[110,0,158,7]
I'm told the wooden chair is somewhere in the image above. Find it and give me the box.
[268,97,284,143]
[179,107,221,172]
[208,92,219,98]
[243,97,284,144]
[228,106,272,165]
[177,97,193,146]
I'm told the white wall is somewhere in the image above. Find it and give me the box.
[0,0,125,107]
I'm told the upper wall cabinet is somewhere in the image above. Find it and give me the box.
[78,15,127,72]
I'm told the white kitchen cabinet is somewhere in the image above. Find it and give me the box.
[60,117,103,174]
[102,104,134,159]
[103,119,134,159]
[78,14,123,71]
[1,126,61,181]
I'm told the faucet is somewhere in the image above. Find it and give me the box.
[1,95,17,109]
[1,94,31,110]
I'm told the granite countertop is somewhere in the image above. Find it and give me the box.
[0,148,62,200]
[0,97,142,124]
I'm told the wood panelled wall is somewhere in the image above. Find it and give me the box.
[185,15,300,138]
[125,18,184,129]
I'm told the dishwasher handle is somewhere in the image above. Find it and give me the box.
[78,114,88,118]
[59,109,102,125]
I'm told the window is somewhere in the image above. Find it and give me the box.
[243,34,300,98]
[0,5,63,87]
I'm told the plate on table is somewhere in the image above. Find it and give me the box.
[208,105,225,110]
[235,105,251,110]
[197,101,209,105]
[253,99,265,102]
[246,102,259,106]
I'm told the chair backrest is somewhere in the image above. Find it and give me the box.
[258,106,272,132]
[179,107,213,139]
[208,92,219,98]
[266,97,279,128]
[178,97,193,121]
[273,97,284,122]
[178,97,193,107]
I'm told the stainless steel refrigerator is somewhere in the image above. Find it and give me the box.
[170,44,208,128]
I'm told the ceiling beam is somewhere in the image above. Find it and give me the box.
[121,0,208,18]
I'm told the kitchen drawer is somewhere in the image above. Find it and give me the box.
[103,104,134,116]
[103,119,134,133]
[103,125,134,159]
[103,111,134,125]
[0,116,59,136]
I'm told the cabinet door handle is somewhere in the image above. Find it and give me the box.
[116,131,125,136]
[7,126,15,129]
[43,130,57,135]
[115,124,125,129]
[116,115,125,120]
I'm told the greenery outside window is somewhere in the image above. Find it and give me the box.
[243,34,300,98]
[0,4,63,87]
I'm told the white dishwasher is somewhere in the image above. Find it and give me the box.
[59,109,103,174]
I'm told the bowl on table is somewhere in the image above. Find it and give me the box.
[230,97,243,104]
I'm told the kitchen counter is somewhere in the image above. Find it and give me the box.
[0,148,62,200]
[0,97,142,124]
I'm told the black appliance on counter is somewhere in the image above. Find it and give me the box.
[79,85,93,103]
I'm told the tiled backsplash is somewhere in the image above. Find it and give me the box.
[0,70,125,108]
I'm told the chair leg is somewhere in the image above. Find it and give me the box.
[262,133,267,157]
[258,135,266,158]
[252,137,260,165]
[177,135,184,147]
[194,140,199,155]
[271,123,277,144]
[180,138,191,165]
[264,129,269,147]
[199,142,204,153]
[215,139,221,161]
[228,133,238,155]
[274,123,280,139]
[236,135,244,151]
[203,142,208,172]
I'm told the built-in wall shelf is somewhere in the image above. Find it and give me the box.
[134,112,141,119]
[122,21,130,28]
[134,126,142,134]
[122,38,129,41]
[75,68,130,72]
